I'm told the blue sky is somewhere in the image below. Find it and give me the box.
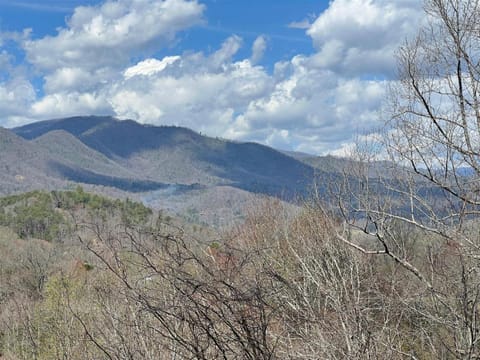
[0,1,323,62]
[0,0,424,155]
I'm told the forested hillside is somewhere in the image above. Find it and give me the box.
[13,116,316,196]
[0,116,323,226]
[0,186,477,359]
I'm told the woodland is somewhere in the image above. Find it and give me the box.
[2,0,480,358]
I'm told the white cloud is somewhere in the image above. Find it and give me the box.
[111,37,388,154]
[44,67,96,92]
[0,33,37,126]
[210,35,242,69]
[265,129,291,149]
[124,56,181,79]
[112,38,273,135]
[6,0,205,123]
[306,0,422,77]
[31,91,112,119]
[0,30,32,82]
[0,0,425,155]
[0,51,13,73]
[288,19,312,30]
[250,35,267,64]
[227,55,387,154]
[24,0,205,71]
[0,77,36,116]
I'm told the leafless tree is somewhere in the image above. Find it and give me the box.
[333,1,480,358]
[69,216,284,360]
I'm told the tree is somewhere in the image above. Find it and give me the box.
[333,0,480,357]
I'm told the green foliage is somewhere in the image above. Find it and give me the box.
[32,274,106,359]
[209,241,220,249]
[82,262,94,271]
[0,188,153,242]
[119,197,152,226]
[0,191,66,241]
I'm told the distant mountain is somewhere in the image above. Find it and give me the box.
[0,126,168,194]
[13,116,316,197]
[290,153,399,179]
[14,115,114,140]
[33,130,134,178]
[3,115,325,225]
[10,115,448,226]
[0,127,65,193]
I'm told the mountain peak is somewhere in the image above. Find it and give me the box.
[10,115,316,199]
[13,115,117,140]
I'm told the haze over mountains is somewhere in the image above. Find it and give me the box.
[1,116,327,225]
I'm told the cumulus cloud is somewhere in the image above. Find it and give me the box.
[0,36,36,125]
[7,0,206,122]
[107,33,389,154]
[227,55,387,154]
[210,35,243,69]
[250,36,267,64]
[0,29,31,82]
[0,51,13,76]
[307,0,423,77]
[0,0,424,155]
[111,37,273,135]
[20,0,205,101]
[44,67,99,93]
[24,0,205,71]
[124,56,181,79]
[30,92,111,119]
[0,77,36,117]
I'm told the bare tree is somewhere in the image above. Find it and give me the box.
[333,0,480,358]
[71,217,284,360]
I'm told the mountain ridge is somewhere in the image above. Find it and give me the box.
[3,115,327,225]
[12,116,317,197]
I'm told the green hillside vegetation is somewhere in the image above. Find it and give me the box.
[0,187,152,241]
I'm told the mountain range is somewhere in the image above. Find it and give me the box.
[1,116,329,225]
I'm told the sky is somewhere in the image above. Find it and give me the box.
[0,0,424,155]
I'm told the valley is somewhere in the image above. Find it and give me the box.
[1,115,335,226]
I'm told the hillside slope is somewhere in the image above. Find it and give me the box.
[0,128,66,193]
[14,116,316,197]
